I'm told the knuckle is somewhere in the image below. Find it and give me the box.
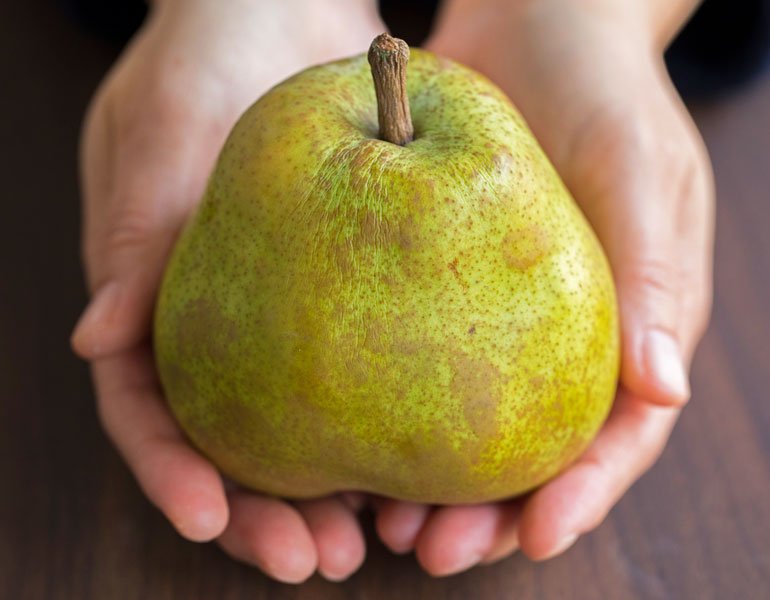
[620,257,680,300]
[568,102,710,209]
[683,283,713,346]
[104,206,160,254]
[113,70,200,138]
[671,153,701,201]
[568,105,654,181]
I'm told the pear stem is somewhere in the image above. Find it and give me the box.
[368,33,414,146]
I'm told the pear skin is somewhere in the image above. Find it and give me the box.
[153,48,619,503]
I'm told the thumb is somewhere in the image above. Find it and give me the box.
[71,131,208,360]
[613,230,692,407]
[70,229,180,360]
[566,105,712,407]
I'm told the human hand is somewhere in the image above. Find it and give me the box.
[373,0,714,574]
[71,0,385,583]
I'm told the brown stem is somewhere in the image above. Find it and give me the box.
[368,33,414,146]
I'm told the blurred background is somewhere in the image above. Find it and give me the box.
[1,1,769,598]
[60,0,770,97]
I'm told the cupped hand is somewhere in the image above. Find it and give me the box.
[72,0,384,583]
[375,0,714,575]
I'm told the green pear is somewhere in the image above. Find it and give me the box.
[153,34,619,504]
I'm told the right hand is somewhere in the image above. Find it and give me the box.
[374,0,714,575]
[72,0,385,583]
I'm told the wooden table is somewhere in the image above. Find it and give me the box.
[2,2,769,598]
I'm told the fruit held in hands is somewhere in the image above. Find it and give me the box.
[154,34,619,503]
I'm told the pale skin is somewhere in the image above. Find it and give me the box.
[72,0,713,583]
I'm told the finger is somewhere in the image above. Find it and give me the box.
[294,497,366,581]
[71,273,159,360]
[610,221,692,406]
[479,502,523,564]
[517,388,679,560]
[375,500,431,554]
[71,192,192,360]
[217,491,317,584]
[92,345,228,542]
[414,502,520,577]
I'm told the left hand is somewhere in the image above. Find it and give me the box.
[373,0,714,574]
[72,0,385,582]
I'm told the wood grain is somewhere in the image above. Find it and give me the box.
[1,1,769,598]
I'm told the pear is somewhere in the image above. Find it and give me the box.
[153,34,619,504]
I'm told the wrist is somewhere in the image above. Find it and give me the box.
[564,0,703,52]
[432,0,701,58]
[148,0,383,59]
[149,0,381,28]
[640,0,702,51]
[530,0,702,53]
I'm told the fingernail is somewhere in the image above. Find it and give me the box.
[480,540,519,564]
[71,282,119,357]
[318,569,353,583]
[543,533,578,560]
[174,508,223,542]
[645,329,690,403]
[444,551,483,575]
[193,507,227,540]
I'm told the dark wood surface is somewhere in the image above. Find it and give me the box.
[2,2,769,599]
